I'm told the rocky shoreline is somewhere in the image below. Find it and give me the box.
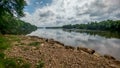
[29,36,117,60]
[4,35,120,68]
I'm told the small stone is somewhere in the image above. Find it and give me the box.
[93,53,101,57]
[32,47,36,50]
[41,43,44,46]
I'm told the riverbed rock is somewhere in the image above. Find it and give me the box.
[104,54,116,60]
[113,60,120,65]
[77,47,95,54]
[64,46,75,50]
[46,39,55,44]
[54,41,64,46]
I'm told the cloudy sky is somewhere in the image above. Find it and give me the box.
[21,0,120,27]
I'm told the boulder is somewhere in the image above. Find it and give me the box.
[77,47,95,54]
[104,54,115,60]
[65,46,75,50]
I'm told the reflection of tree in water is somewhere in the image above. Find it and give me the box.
[63,29,120,39]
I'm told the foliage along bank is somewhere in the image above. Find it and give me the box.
[0,14,37,35]
[62,20,120,31]
[0,0,37,35]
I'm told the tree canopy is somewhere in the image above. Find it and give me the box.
[0,0,37,34]
[0,0,26,17]
[62,20,120,31]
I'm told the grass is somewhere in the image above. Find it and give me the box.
[28,42,41,46]
[0,52,5,59]
[0,36,11,51]
[6,35,21,42]
[1,58,31,68]
[36,60,44,68]
[0,62,4,68]
[0,35,31,68]
[0,35,44,68]
[21,63,31,68]
[0,35,21,51]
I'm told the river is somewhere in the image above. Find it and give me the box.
[28,29,120,60]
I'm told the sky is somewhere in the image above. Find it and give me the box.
[21,0,120,27]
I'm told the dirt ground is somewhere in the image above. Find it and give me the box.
[5,35,120,68]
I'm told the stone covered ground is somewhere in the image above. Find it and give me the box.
[4,35,120,68]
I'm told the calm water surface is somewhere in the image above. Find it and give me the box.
[28,29,120,60]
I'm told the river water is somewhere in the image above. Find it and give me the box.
[28,29,120,60]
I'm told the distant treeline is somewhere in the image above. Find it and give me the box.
[62,20,120,31]
[38,27,62,29]
[0,14,37,35]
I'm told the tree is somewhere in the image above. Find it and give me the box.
[0,0,26,17]
[62,20,120,31]
[0,0,37,34]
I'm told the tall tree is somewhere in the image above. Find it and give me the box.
[0,0,26,17]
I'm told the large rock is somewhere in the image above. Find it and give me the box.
[65,46,75,50]
[46,39,55,44]
[54,41,64,46]
[77,47,95,54]
[104,54,116,60]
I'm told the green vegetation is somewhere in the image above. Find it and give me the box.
[0,36,10,51]
[0,0,37,34]
[0,36,31,68]
[0,57,30,68]
[0,35,45,68]
[36,60,44,68]
[0,0,26,17]
[0,0,42,68]
[62,20,120,31]
[0,13,37,34]
[7,35,21,42]
[0,53,5,59]
[28,42,41,46]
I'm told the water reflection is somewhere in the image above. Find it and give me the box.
[64,29,120,39]
[28,29,120,60]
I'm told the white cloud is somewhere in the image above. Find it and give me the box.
[21,0,120,27]
[25,0,31,5]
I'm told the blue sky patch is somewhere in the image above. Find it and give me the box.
[24,0,52,13]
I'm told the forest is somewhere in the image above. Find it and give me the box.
[0,0,37,35]
[0,14,37,34]
[62,20,120,31]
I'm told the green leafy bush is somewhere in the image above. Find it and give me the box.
[0,14,37,35]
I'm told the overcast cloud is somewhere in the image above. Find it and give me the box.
[21,0,120,27]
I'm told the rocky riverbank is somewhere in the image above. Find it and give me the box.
[3,35,120,68]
